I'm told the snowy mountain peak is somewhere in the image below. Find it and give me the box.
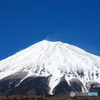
[0,40,100,94]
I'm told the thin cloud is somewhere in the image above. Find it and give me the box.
[45,30,70,43]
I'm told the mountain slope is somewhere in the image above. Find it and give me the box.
[0,40,100,94]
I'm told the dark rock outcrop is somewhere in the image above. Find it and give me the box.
[7,76,50,95]
[0,71,28,94]
[86,82,100,95]
[52,76,75,94]
[69,78,85,92]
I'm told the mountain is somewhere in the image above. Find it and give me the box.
[0,40,100,95]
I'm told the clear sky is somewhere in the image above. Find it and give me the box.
[0,0,100,60]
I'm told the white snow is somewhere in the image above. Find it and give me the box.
[0,40,100,94]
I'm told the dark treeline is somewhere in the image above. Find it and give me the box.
[0,94,100,100]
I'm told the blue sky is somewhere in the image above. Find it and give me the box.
[0,0,100,60]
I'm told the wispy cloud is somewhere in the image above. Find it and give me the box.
[45,30,70,43]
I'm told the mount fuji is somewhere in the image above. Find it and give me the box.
[0,40,100,95]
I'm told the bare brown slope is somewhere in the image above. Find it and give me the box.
[0,71,28,94]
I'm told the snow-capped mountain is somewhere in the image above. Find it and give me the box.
[0,40,100,95]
